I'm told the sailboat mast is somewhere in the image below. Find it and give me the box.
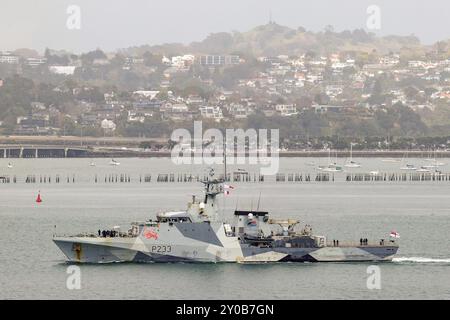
[350,143,353,161]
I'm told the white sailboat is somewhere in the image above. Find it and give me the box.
[399,152,416,170]
[319,163,343,172]
[424,150,445,166]
[109,159,120,166]
[344,144,361,168]
[400,164,417,170]
[317,149,343,172]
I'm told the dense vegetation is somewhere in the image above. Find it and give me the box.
[2,23,450,150]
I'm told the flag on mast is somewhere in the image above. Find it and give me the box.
[224,184,235,196]
[390,231,400,238]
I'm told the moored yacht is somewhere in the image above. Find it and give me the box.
[318,149,344,172]
[318,163,344,172]
[344,144,361,168]
[109,159,120,166]
[400,164,417,171]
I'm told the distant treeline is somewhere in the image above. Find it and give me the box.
[138,135,450,151]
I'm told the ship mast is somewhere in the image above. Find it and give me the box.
[200,169,223,222]
[196,134,228,222]
[223,137,227,182]
[222,137,227,221]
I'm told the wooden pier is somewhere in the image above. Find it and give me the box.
[345,172,450,182]
[2,171,450,185]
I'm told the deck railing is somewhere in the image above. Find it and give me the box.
[326,240,398,247]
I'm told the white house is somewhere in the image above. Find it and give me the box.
[101,119,116,132]
[0,52,19,64]
[133,90,160,99]
[49,66,76,75]
[199,106,223,121]
[275,104,298,116]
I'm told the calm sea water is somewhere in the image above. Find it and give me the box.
[0,157,449,299]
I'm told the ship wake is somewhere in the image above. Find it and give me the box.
[392,257,450,264]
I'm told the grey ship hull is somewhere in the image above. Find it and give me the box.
[53,222,398,263]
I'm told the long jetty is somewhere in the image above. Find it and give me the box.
[2,142,450,159]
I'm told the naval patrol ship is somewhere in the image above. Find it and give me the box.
[53,172,399,263]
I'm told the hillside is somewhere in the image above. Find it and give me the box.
[121,23,423,57]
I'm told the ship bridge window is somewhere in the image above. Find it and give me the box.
[158,217,191,223]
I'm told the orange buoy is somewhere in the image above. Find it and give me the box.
[36,192,42,203]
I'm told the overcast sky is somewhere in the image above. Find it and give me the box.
[1,0,449,53]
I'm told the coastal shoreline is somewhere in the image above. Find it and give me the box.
[1,136,449,158]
